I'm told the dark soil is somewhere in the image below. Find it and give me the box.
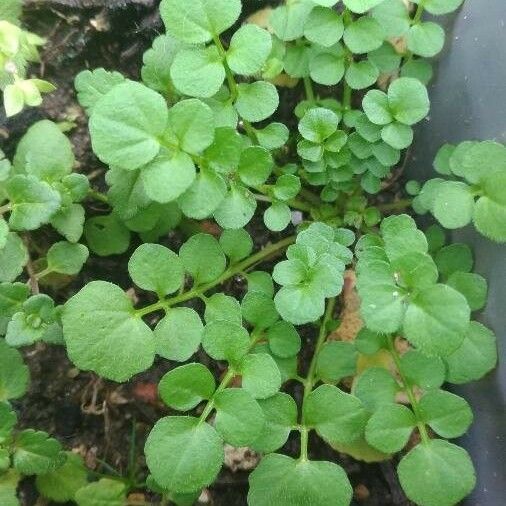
[3,1,412,504]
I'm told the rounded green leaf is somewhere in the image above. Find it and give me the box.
[179,233,226,284]
[344,0,386,14]
[214,388,265,446]
[145,416,224,493]
[387,77,429,126]
[273,174,301,201]
[158,363,215,411]
[414,0,464,15]
[473,193,506,242]
[391,251,438,289]
[447,272,487,311]
[239,353,281,399]
[227,24,272,75]
[235,81,279,122]
[274,284,325,325]
[75,478,126,506]
[304,7,344,48]
[13,430,65,475]
[299,107,339,143]
[248,454,352,506]
[204,293,242,325]
[160,0,241,43]
[251,392,297,453]
[213,183,257,229]
[304,384,368,444]
[128,243,184,296]
[241,291,279,329]
[381,121,413,149]
[343,17,385,54]
[270,2,314,42]
[403,284,470,356]
[435,243,473,277]
[432,181,474,229]
[371,0,410,37]
[89,81,167,170]
[0,403,16,443]
[155,307,204,362]
[46,242,89,276]
[62,281,155,382]
[238,146,274,187]
[365,404,415,453]
[219,229,253,262]
[362,89,392,125]
[266,320,301,358]
[353,367,398,411]
[36,452,88,503]
[418,390,473,438]
[345,59,379,90]
[255,122,290,150]
[309,48,346,85]
[170,46,225,99]
[0,233,28,282]
[316,341,357,383]
[202,320,250,364]
[400,350,445,390]
[445,321,497,384]
[264,202,291,232]
[407,21,445,58]
[0,339,29,401]
[398,440,476,506]
[84,214,130,257]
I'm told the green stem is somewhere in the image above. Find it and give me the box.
[255,186,313,213]
[35,267,52,280]
[135,235,296,317]
[87,189,109,204]
[198,367,236,424]
[377,198,413,213]
[411,0,426,25]
[303,76,316,104]
[387,338,430,444]
[298,297,337,461]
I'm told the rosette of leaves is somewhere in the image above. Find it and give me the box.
[411,140,506,242]
[273,222,354,324]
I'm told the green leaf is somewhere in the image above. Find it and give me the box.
[204,293,242,324]
[13,430,65,475]
[304,384,368,444]
[213,182,256,229]
[398,440,476,506]
[316,341,357,383]
[473,190,506,242]
[264,202,291,232]
[432,180,474,229]
[407,22,445,58]
[345,59,379,90]
[214,388,265,446]
[273,174,301,201]
[179,233,226,284]
[241,291,279,329]
[304,7,344,48]
[387,77,430,126]
[414,0,464,15]
[158,363,215,411]
[353,367,398,411]
[155,307,203,362]
[247,271,275,298]
[239,353,281,399]
[403,284,470,356]
[204,126,242,173]
[14,120,74,181]
[238,146,273,186]
[400,350,445,390]
[74,68,125,114]
[75,478,126,506]
[0,402,16,443]
[0,340,29,401]
[89,81,167,171]
[62,281,155,382]
[274,283,325,325]
[128,244,184,296]
[248,454,352,506]
[445,321,497,384]
[381,121,413,149]
[251,393,297,453]
[355,328,387,355]
[235,81,279,122]
[0,0,22,23]
[227,24,272,75]
[365,404,415,453]
[266,320,301,358]
[447,272,487,311]
[46,242,89,275]
[362,89,392,125]
[219,229,253,262]
[435,243,473,277]
[371,0,410,37]
[36,452,88,503]
[146,416,223,493]
[160,0,241,44]
[0,469,20,506]
[0,233,28,282]
[141,35,181,94]
[343,0,386,14]
[343,17,385,54]
[202,321,250,364]
[299,107,339,143]
[0,282,29,333]
[419,390,473,438]
[270,2,314,42]
[369,42,403,73]
[84,214,130,257]
[309,46,346,85]
[255,123,290,150]
[170,46,225,98]
[400,58,434,84]
[391,251,438,289]
[7,175,60,231]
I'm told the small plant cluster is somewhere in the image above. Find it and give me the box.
[0,0,55,117]
[0,0,503,505]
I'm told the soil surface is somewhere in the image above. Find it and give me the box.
[3,1,413,504]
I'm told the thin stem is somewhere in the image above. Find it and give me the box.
[198,368,236,424]
[411,0,426,25]
[303,76,316,104]
[34,267,52,281]
[87,189,109,204]
[387,338,430,444]
[377,198,413,213]
[255,186,313,213]
[135,235,296,317]
[298,297,337,461]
